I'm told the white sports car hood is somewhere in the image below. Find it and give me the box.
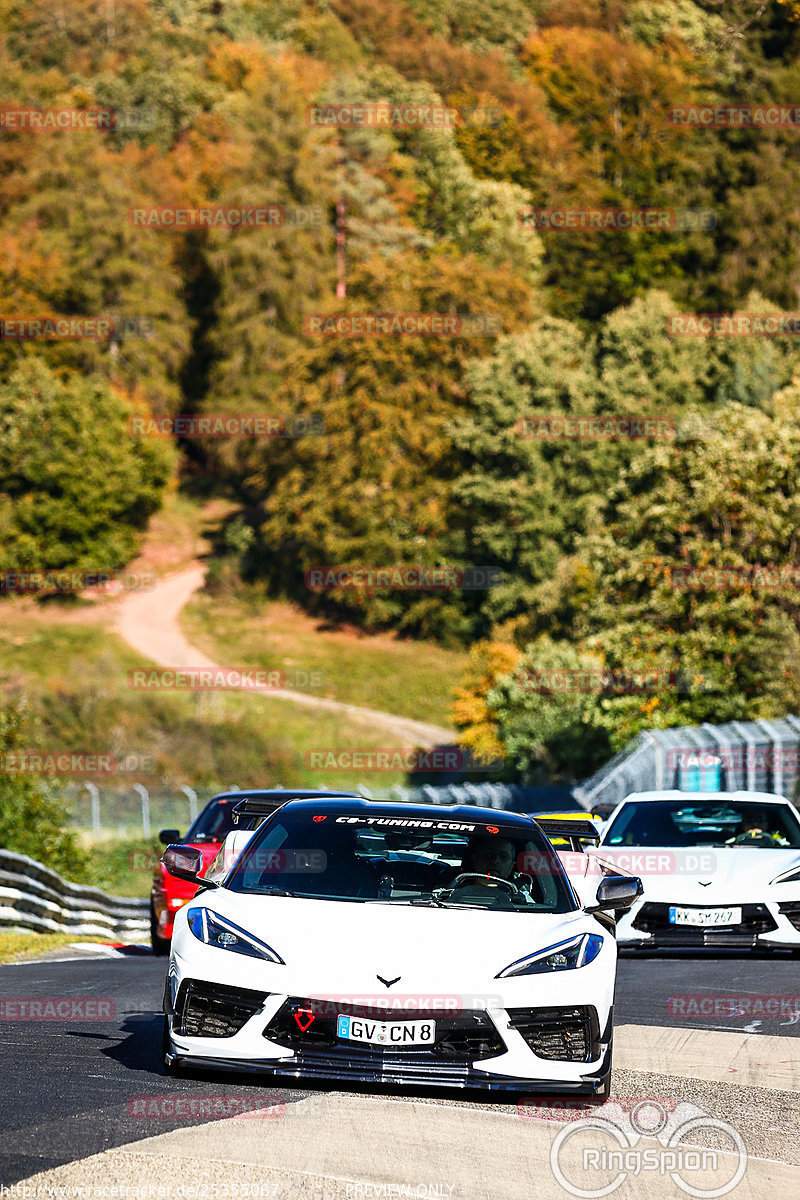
[191,888,595,992]
[588,845,800,902]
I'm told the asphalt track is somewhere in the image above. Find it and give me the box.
[2,951,799,1198]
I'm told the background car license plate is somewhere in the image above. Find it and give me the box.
[668,906,741,926]
[337,1014,435,1046]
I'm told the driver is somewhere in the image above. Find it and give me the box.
[449,834,540,904]
[461,835,516,880]
[727,811,786,847]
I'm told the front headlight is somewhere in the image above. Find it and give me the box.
[186,907,284,963]
[496,933,603,978]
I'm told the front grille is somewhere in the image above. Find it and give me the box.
[779,902,800,932]
[506,1006,600,1063]
[632,903,778,941]
[263,997,504,1063]
[174,979,268,1038]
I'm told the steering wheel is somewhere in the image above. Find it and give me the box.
[445,872,521,899]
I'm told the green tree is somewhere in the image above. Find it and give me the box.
[246,251,534,642]
[0,700,87,880]
[0,359,174,570]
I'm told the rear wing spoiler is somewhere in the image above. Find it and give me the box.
[231,798,286,826]
[534,818,601,851]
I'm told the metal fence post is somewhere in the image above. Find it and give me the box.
[181,784,198,825]
[85,783,100,837]
[133,783,150,839]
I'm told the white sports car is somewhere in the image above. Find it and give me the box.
[161,797,640,1095]
[587,790,800,951]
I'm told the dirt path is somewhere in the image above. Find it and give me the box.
[114,565,455,748]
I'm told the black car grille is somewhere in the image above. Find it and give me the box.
[778,902,800,932]
[632,903,778,941]
[174,979,269,1038]
[506,1006,600,1063]
[263,997,505,1063]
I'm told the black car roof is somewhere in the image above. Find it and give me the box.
[274,796,538,828]
[208,789,362,804]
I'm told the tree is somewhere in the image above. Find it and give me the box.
[0,700,87,880]
[451,395,800,778]
[0,359,174,571]
[246,251,534,642]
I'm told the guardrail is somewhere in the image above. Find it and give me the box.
[0,849,148,940]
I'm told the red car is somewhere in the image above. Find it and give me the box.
[150,789,360,953]
[150,793,245,955]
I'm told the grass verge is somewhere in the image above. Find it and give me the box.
[181,589,466,727]
[0,932,112,964]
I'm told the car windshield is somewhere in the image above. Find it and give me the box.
[225,811,578,912]
[603,799,800,849]
[185,798,240,844]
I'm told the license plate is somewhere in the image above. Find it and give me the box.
[336,1014,436,1046]
[668,906,742,927]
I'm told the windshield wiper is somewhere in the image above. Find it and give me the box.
[256,888,304,897]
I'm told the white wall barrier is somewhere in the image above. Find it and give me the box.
[0,849,149,939]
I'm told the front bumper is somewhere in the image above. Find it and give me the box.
[163,972,613,1095]
[617,898,800,950]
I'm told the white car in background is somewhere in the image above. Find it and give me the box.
[160,798,641,1096]
[588,790,800,952]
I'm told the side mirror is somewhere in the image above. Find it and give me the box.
[159,829,181,845]
[587,874,643,913]
[161,845,217,889]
